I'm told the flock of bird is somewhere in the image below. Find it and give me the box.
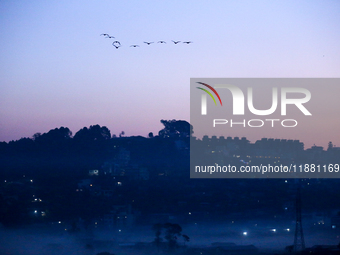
[100,33,193,49]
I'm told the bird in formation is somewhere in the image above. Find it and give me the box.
[112,41,121,49]
[101,33,115,38]
[101,34,192,49]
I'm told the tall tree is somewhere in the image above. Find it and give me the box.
[158,120,193,138]
[74,125,111,142]
[163,223,183,250]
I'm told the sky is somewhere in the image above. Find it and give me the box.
[0,0,339,149]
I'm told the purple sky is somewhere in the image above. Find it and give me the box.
[1,1,339,149]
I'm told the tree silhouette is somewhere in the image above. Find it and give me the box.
[163,223,182,250]
[74,125,111,142]
[153,223,163,251]
[158,120,193,138]
[152,223,188,251]
[182,234,190,246]
[328,141,333,151]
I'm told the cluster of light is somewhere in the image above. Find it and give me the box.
[243,231,248,236]
[271,229,276,232]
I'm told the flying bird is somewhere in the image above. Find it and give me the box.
[158,41,166,44]
[100,33,110,37]
[183,41,193,44]
[107,35,115,38]
[130,45,140,47]
[112,41,121,49]
[144,42,154,45]
[172,40,181,44]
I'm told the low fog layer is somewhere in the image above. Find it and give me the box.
[1,217,339,255]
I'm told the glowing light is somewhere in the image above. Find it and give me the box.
[243,231,247,236]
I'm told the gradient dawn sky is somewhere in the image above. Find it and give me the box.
[1,1,339,149]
